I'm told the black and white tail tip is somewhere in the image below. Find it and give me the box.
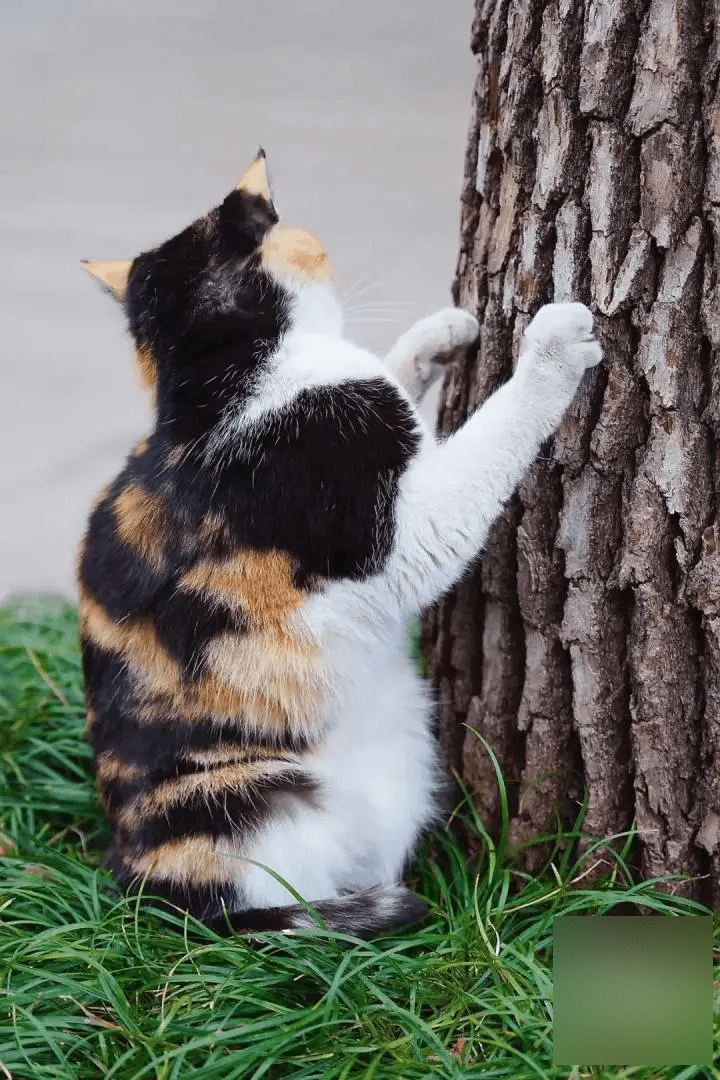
[210,885,429,939]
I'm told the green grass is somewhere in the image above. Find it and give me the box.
[0,597,717,1079]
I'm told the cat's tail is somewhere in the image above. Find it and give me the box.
[210,885,428,939]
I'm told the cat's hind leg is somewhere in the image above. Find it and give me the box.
[384,307,479,402]
[108,765,429,939]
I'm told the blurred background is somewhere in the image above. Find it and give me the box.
[1,0,476,601]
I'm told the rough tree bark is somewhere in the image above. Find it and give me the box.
[423,0,720,903]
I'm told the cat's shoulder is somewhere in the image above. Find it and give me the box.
[248,332,407,418]
[207,331,425,462]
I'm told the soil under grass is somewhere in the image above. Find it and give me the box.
[0,597,716,1079]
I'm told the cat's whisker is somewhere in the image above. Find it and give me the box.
[343,303,415,316]
[344,316,403,325]
[337,274,383,305]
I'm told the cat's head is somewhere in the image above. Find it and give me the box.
[82,153,342,434]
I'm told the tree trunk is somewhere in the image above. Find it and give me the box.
[424,0,720,903]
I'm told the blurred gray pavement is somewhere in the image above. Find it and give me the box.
[1,0,476,601]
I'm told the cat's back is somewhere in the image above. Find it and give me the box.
[76,331,426,793]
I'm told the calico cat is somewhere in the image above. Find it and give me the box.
[78,151,602,938]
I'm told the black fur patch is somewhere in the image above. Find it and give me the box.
[92,708,309,774]
[219,190,278,252]
[208,886,429,938]
[129,771,320,851]
[148,580,245,678]
[155,378,421,582]
[125,195,289,444]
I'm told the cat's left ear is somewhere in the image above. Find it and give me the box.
[81,259,132,302]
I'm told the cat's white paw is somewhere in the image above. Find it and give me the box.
[409,308,479,396]
[521,302,602,380]
[385,307,479,402]
[419,307,480,358]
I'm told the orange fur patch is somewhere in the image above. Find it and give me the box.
[181,549,305,629]
[82,259,132,301]
[114,484,169,572]
[129,834,242,885]
[180,743,298,767]
[135,345,157,392]
[235,154,272,200]
[261,225,332,284]
[77,585,307,735]
[95,751,145,786]
[180,550,325,736]
[206,630,325,734]
[183,675,286,729]
[78,585,181,695]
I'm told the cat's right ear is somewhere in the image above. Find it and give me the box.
[81,259,132,302]
[220,150,278,249]
[235,149,273,202]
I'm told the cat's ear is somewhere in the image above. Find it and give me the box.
[235,148,273,202]
[81,259,132,302]
[220,150,278,248]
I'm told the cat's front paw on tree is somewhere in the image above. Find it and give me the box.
[520,302,603,384]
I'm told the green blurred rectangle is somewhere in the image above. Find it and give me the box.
[553,915,712,1066]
